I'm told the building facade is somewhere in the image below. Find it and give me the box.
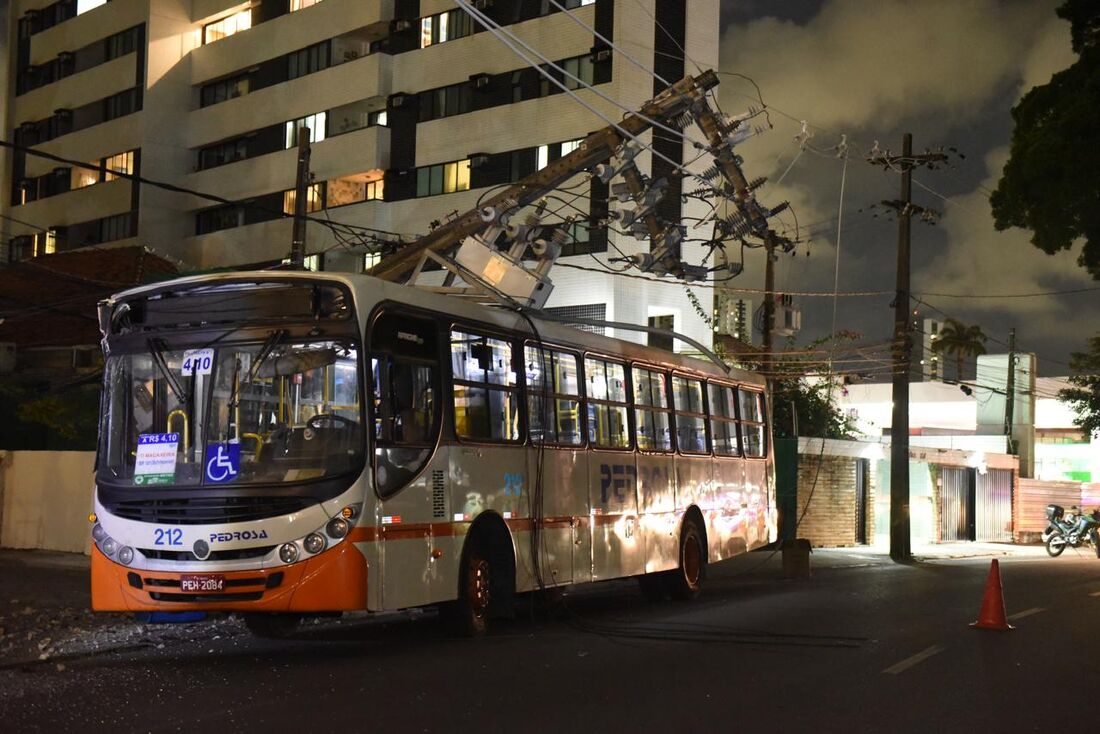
[2,0,725,350]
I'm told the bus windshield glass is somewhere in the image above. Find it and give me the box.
[99,338,363,487]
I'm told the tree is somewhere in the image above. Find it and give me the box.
[768,333,858,439]
[1059,334,1100,437]
[990,0,1100,278]
[931,318,988,381]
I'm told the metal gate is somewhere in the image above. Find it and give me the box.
[940,467,972,541]
[976,469,1013,542]
[855,459,869,544]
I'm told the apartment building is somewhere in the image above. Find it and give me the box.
[2,0,722,349]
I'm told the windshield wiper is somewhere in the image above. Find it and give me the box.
[224,329,287,416]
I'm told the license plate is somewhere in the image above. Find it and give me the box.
[179,574,225,593]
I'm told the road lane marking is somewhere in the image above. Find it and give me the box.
[1007,607,1045,621]
[883,644,945,675]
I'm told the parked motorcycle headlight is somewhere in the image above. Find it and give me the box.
[303,533,326,555]
[279,543,299,564]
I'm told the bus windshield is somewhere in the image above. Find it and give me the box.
[99,337,363,487]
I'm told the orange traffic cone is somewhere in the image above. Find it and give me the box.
[970,558,1014,630]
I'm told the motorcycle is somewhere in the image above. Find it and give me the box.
[1042,504,1100,557]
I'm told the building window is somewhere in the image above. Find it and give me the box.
[71,163,100,190]
[648,314,675,351]
[196,205,243,234]
[526,346,582,446]
[418,83,473,123]
[633,366,672,451]
[104,88,140,120]
[77,0,108,15]
[327,173,383,207]
[100,213,134,243]
[105,26,140,60]
[415,159,471,197]
[285,113,327,149]
[199,138,248,169]
[562,54,595,90]
[672,375,708,454]
[203,9,252,45]
[420,9,474,48]
[451,330,520,442]
[283,184,323,215]
[302,253,322,271]
[200,74,250,107]
[585,357,630,449]
[363,251,381,271]
[288,41,330,80]
[104,151,133,181]
[290,0,323,10]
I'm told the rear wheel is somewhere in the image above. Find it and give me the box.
[667,517,706,601]
[242,613,302,639]
[1046,533,1067,557]
[442,541,492,637]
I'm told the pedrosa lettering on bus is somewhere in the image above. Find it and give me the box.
[209,530,270,543]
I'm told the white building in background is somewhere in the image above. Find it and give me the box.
[840,361,1098,483]
[1,0,726,351]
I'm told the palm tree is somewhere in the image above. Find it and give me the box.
[931,318,988,381]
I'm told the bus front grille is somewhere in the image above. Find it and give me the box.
[104,496,315,525]
[139,546,275,562]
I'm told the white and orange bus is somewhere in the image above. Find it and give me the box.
[91,271,775,636]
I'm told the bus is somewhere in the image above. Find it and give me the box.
[91,271,775,637]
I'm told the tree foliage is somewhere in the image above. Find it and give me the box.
[990,0,1100,278]
[931,318,988,381]
[769,333,859,440]
[1059,334,1100,437]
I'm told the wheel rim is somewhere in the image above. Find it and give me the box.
[467,555,491,619]
[683,530,702,587]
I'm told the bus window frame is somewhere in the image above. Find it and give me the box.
[630,362,673,455]
[523,340,586,449]
[582,351,633,452]
[671,371,711,456]
[448,324,525,446]
[707,379,742,459]
[736,386,769,459]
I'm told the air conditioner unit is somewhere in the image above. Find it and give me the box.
[468,152,490,168]
[388,92,411,108]
[391,19,413,32]
[593,47,612,62]
[470,73,491,89]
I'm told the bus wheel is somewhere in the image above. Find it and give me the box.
[637,573,668,601]
[242,612,302,639]
[442,540,492,637]
[667,517,706,601]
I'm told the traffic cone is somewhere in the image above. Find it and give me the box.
[970,558,1014,631]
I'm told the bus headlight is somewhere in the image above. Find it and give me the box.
[92,523,107,542]
[326,517,349,540]
[279,543,299,564]
[303,533,326,555]
[102,537,118,557]
[117,546,134,565]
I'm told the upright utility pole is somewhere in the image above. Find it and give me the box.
[761,234,778,376]
[1005,328,1017,453]
[289,126,312,267]
[868,134,947,564]
[890,133,914,563]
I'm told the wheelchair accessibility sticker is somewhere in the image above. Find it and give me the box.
[205,442,240,484]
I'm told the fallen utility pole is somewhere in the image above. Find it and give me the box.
[868,134,947,563]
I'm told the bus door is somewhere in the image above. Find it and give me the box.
[584,356,645,580]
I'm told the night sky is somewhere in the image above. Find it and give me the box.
[716,0,1092,375]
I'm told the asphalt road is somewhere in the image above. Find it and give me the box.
[3,546,1099,733]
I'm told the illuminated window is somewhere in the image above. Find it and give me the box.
[363,251,381,271]
[420,18,433,49]
[327,172,383,207]
[290,0,322,10]
[415,159,470,197]
[71,163,100,190]
[420,9,473,48]
[104,151,133,181]
[536,145,549,170]
[561,138,582,155]
[77,0,108,15]
[302,254,321,271]
[285,113,327,148]
[203,9,252,45]
[283,184,323,215]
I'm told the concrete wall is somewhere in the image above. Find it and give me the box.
[0,451,95,554]
[1015,478,1100,543]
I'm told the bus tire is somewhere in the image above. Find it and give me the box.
[442,537,494,637]
[242,612,302,639]
[667,515,706,601]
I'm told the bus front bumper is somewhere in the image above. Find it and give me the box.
[91,542,369,612]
